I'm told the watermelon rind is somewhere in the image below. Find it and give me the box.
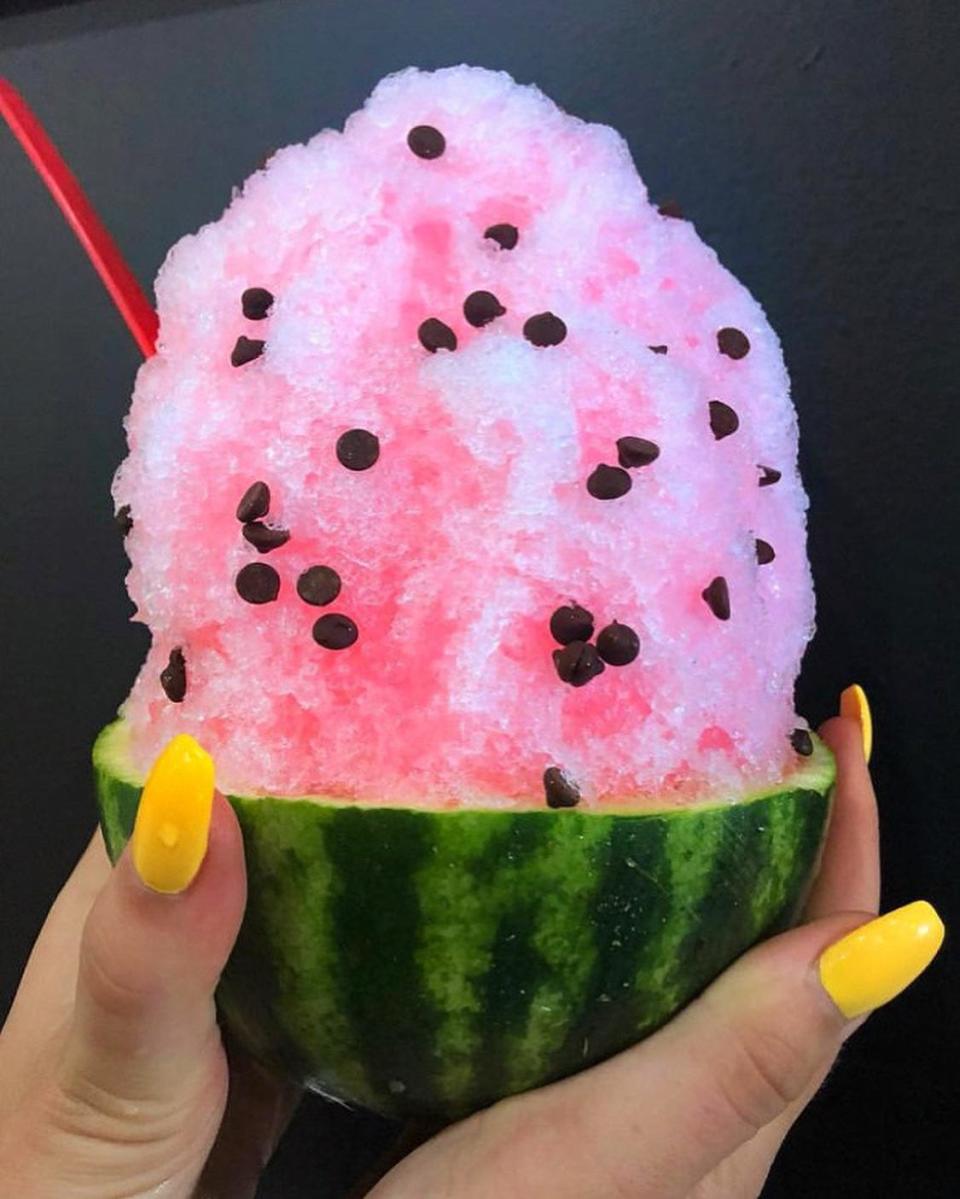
[94,718,834,1119]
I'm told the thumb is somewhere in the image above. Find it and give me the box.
[543,903,945,1198]
[60,735,246,1111]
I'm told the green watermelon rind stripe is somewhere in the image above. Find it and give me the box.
[222,800,371,1105]
[93,720,834,1119]
[505,816,610,1094]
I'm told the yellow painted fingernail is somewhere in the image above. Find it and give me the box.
[819,901,945,1019]
[131,735,215,894]
[840,683,873,763]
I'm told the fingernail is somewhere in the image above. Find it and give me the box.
[819,900,945,1019]
[839,683,873,763]
[131,734,215,894]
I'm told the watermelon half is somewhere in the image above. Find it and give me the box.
[97,720,832,1118]
[97,66,836,1119]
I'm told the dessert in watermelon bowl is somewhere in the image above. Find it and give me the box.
[92,66,833,1119]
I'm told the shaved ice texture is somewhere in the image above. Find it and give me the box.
[114,66,814,808]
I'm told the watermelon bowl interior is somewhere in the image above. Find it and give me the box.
[95,719,833,1121]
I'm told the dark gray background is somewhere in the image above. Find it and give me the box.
[1,1,957,1195]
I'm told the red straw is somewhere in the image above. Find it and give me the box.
[0,78,158,358]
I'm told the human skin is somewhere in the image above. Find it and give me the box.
[0,713,944,1198]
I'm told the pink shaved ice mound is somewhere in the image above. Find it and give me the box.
[113,66,814,808]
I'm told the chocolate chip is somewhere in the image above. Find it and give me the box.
[616,437,660,469]
[231,336,265,367]
[463,290,506,328]
[543,767,581,809]
[336,428,380,471]
[236,481,270,522]
[587,464,632,500]
[484,223,519,250]
[407,125,445,159]
[648,344,669,355]
[717,326,750,359]
[312,613,358,650]
[236,562,280,604]
[701,576,731,621]
[657,199,684,219]
[297,565,342,607]
[553,641,605,687]
[160,646,186,703]
[790,728,814,757]
[596,621,640,666]
[755,538,776,565]
[241,287,274,320]
[523,312,567,347]
[418,317,458,353]
[758,464,782,488]
[550,604,595,646]
[114,504,133,537]
[242,522,290,553]
[709,400,740,440]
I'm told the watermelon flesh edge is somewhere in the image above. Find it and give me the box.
[95,719,834,1120]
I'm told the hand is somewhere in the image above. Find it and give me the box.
[0,739,298,1199]
[0,709,943,1199]
[370,713,944,1198]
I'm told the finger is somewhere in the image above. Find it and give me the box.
[709,700,882,1184]
[446,902,944,1199]
[804,713,880,921]
[708,719,881,1199]
[59,736,246,1112]
[701,1055,834,1198]
[0,832,111,1114]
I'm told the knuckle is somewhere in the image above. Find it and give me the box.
[29,1074,221,1199]
[51,1069,164,1140]
[78,919,155,1024]
[708,1019,814,1135]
